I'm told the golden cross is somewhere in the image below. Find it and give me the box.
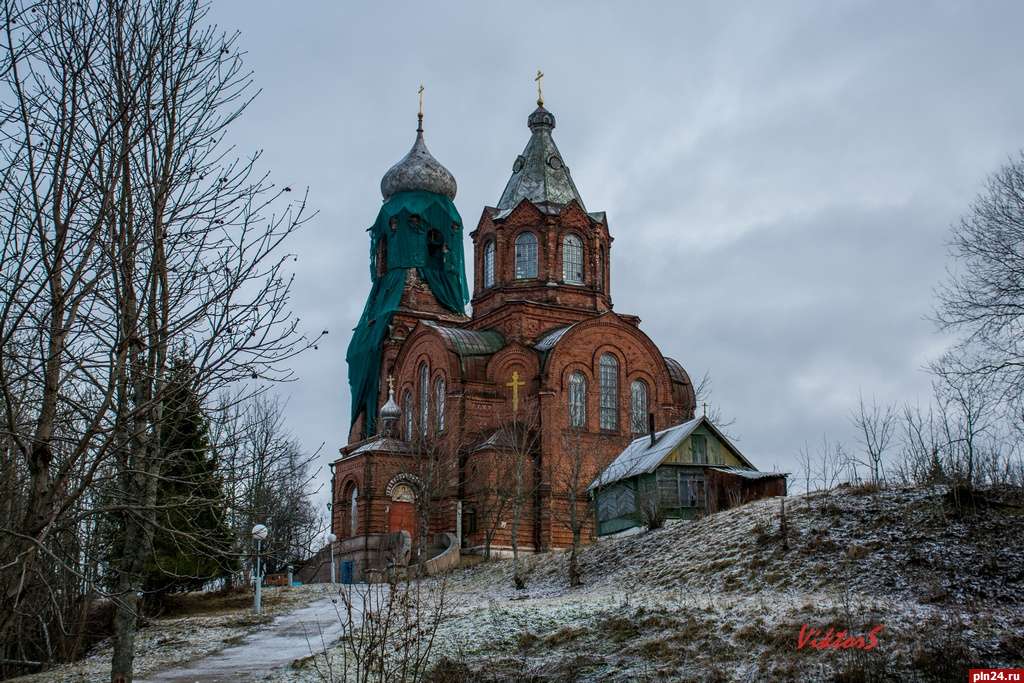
[535,69,544,107]
[418,84,424,117]
[388,375,395,394]
[506,370,526,413]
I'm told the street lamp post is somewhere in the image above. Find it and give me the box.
[326,533,337,584]
[252,524,269,614]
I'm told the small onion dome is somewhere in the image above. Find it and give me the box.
[380,119,457,201]
[379,386,401,422]
[527,105,555,131]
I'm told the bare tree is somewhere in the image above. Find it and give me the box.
[851,393,897,485]
[490,402,539,591]
[554,427,593,588]
[935,151,1024,407]
[0,1,319,679]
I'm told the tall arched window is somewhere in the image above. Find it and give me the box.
[563,234,583,284]
[599,353,619,431]
[568,372,587,428]
[630,379,649,434]
[418,363,429,438]
[515,232,538,279]
[483,240,496,288]
[349,486,358,537]
[402,389,413,441]
[435,377,446,432]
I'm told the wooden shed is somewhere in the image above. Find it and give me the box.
[588,416,786,536]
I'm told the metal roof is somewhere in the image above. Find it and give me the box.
[380,124,457,201]
[587,416,756,491]
[708,466,787,480]
[424,321,504,357]
[348,436,411,457]
[664,356,691,385]
[534,324,574,352]
[588,417,702,491]
[495,105,586,212]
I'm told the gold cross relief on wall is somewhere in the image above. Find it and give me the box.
[505,370,526,413]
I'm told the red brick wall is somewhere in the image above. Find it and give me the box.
[337,198,697,552]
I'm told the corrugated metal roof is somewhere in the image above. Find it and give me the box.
[535,324,574,352]
[588,417,703,491]
[708,466,787,480]
[424,322,504,356]
[588,416,757,491]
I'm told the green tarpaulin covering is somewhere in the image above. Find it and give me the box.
[346,191,469,435]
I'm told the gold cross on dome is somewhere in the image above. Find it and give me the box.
[506,370,526,413]
[388,375,395,393]
[535,69,544,106]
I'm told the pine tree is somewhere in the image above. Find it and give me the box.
[143,358,235,600]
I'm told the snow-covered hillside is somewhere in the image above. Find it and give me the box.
[423,484,1024,682]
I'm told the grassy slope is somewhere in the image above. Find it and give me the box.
[427,485,1024,682]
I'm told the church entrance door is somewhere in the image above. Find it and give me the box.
[388,484,417,543]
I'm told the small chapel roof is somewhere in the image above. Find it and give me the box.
[424,321,504,357]
[495,104,585,213]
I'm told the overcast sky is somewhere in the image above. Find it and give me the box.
[207,1,1024,506]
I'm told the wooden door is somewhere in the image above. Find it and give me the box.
[389,501,417,543]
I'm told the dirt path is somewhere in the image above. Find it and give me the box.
[137,589,357,682]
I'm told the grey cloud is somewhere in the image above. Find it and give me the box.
[206,0,1024,505]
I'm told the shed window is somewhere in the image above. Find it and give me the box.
[515,232,538,279]
[568,372,587,428]
[419,363,430,438]
[691,434,708,464]
[630,380,648,434]
[657,469,706,508]
[562,234,583,284]
[599,354,619,431]
[483,240,496,288]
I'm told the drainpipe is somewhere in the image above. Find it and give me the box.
[648,412,656,447]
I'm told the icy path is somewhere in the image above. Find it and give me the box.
[138,587,358,682]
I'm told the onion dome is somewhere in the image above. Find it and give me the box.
[379,379,401,422]
[380,113,457,202]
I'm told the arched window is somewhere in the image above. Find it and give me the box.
[435,377,446,432]
[418,363,429,438]
[483,240,496,288]
[349,486,358,537]
[568,372,587,428]
[630,380,649,434]
[514,232,538,279]
[563,234,583,284]
[599,353,619,431]
[402,389,413,441]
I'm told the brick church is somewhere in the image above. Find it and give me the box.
[329,90,700,564]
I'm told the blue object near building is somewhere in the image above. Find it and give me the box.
[340,560,354,584]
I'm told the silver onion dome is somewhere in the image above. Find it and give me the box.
[379,382,401,422]
[380,114,457,202]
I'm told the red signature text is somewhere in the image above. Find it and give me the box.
[796,624,884,651]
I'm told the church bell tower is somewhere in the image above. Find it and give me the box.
[345,96,469,441]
